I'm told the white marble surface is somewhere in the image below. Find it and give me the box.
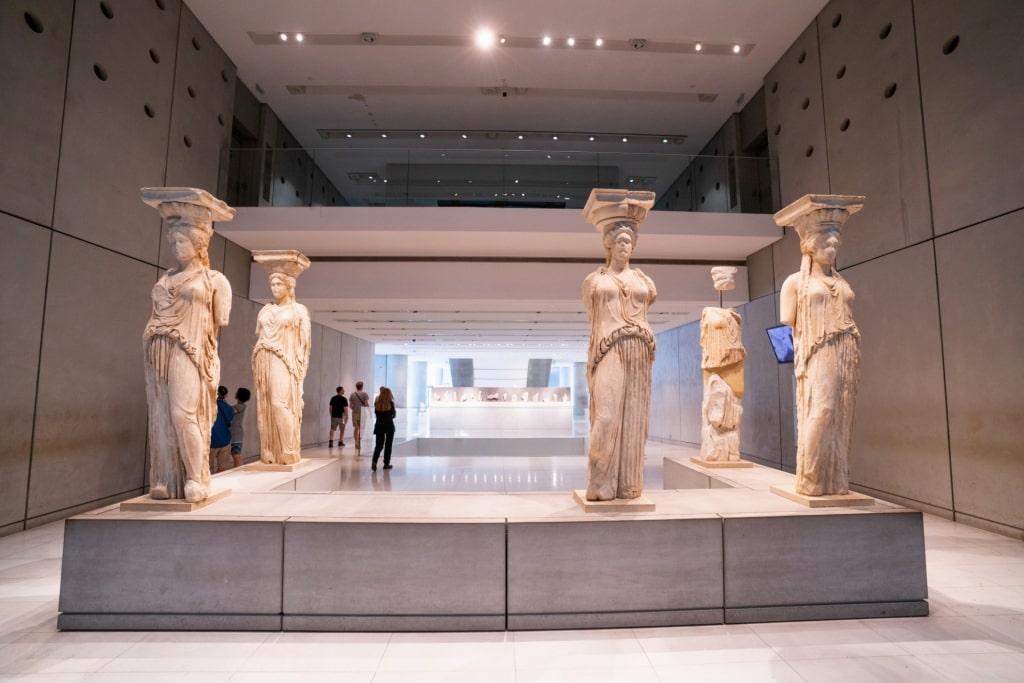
[2,478,1022,680]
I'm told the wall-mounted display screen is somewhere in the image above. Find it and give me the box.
[766,325,794,364]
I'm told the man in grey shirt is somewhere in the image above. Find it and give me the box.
[349,381,371,451]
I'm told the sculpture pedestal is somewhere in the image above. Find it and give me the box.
[120,488,231,512]
[770,486,875,508]
[690,457,753,469]
[573,490,655,512]
[246,459,313,473]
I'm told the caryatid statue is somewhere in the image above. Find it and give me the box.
[141,187,235,503]
[776,194,864,496]
[581,189,657,501]
[699,266,746,462]
[251,250,311,466]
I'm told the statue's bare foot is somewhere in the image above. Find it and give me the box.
[183,480,206,503]
[150,485,169,499]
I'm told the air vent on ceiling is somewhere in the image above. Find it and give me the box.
[697,93,718,103]
[286,85,306,95]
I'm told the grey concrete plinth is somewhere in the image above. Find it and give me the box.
[722,511,928,620]
[507,517,723,629]
[119,488,231,512]
[58,517,284,630]
[57,453,930,632]
[282,519,506,631]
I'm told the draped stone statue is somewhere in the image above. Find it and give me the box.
[776,194,864,496]
[699,267,746,463]
[581,189,657,501]
[141,187,235,503]
[252,250,311,466]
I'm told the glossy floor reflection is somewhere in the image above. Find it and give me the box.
[286,445,664,493]
[2,454,1023,681]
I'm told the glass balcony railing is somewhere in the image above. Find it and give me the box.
[225,146,777,214]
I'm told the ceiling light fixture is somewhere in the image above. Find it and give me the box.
[733,44,741,53]
[588,136,595,141]
[517,134,524,140]
[567,37,575,47]
[474,28,496,49]
[552,135,558,140]
[695,42,702,51]
[419,133,426,138]
[380,133,387,138]
[595,38,604,47]
[279,33,288,41]
[461,133,468,139]
[622,137,628,142]
[499,35,507,45]
[542,35,552,46]
[295,33,304,42]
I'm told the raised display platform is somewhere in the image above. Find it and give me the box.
[58,445,928,631]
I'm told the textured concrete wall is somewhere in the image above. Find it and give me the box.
[722,0,1023,536]
[0,3,373,535]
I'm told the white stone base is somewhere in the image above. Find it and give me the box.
[573,490,656,512]
[246,459,313,472]
[690,457,754,469]
[120,488,231,512]
[770,486,876,507]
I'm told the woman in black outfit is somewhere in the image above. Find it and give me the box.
[371,386,397,471]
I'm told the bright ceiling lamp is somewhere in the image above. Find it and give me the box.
[475,28,496,49]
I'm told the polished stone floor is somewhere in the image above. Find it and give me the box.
[2,446,1023,681]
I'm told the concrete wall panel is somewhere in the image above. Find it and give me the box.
[0,217,51,528]
[936,212,1024,531]
[765,21,831,208]
[163,5,236,197]
[301,324,325,446]
[0,0,73,226]
[819,0,933,265]
[844,244,952,508]
[916,0,1024,234]
[53,0,180,264]
[28,234,155,518]
[737,295,785,468]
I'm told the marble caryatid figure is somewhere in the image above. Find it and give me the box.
[141,187,235,503]
[699,267,746,462]
[252,250,311,465]
[582,189,657,501]
[776,194,865,496]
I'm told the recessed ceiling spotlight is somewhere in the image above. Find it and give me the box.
[461,133,468,139]
[475,28,496,49]
[552,135,558,140]
[517,134,524,140]
[499,35,507,45]
[295,33,304,42]
[695,42,702,52]
[567,37,575,47]
[588,136,595,141]
[279,33,288,41]
[542,35,552,46]
[380,133,388,138]
[419,133,426,138]
[662,138,668,143]
[345,133,352,138]
[595,38,604,47]
[733,44,741,53]
[622,137,628,142]
[514,179,519,184]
